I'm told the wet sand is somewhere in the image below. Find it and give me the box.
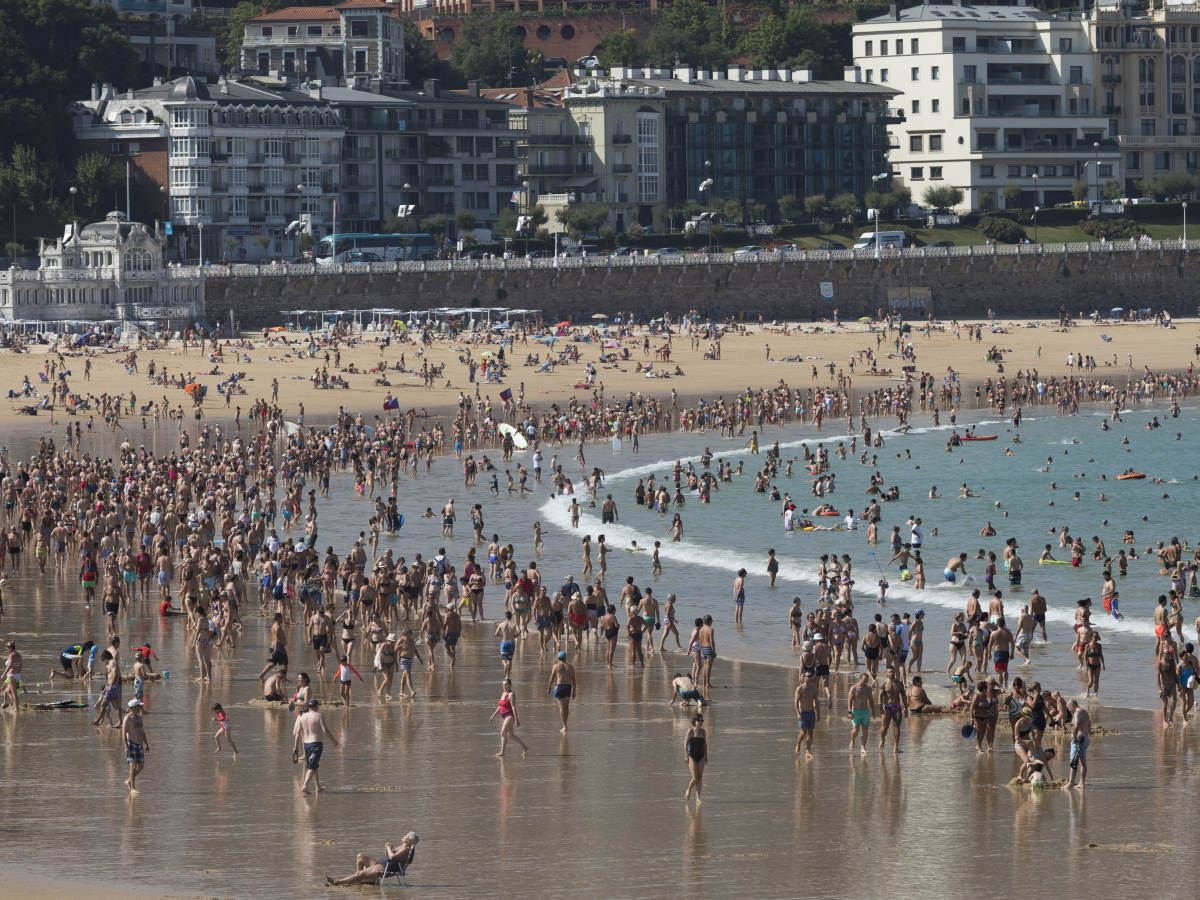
[3,606,1199,898]
[5,316,1197,429]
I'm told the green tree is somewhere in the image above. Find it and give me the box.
[1102,180,1124,201]
[528,204,548,232]
[747,201,767,222]
[557,202,609,235]
[804,193,827,222]
[4,144,51,210]
[594,28,641,68]
[455,209,478,236]
[741,6,843,79]
[402,20,452,84]
[1002,184,1023,209]
[1071,180,1090,202]
[298,233,315,254]
[493,207,518,238]
[979,192,995,212]
[383,213,419,233]
[450,14,538,88]
[864,190,885,215]
[1137,178,1157,199]
[420,214,449,240]
[1153,172,1198,199]
[922,185,964,209]
[720,198,742,223]
[73,152,121,219]
[646,0,736,71]
[0,0,139,162]
[777,194,798,221]
[830,192,857,221]
[211,1,281,71]
[888,186,912,213]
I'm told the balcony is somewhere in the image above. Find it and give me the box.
[1102,73,1122,85]
[526,163,591,176]
[343,177,375,189]
[528,134,591,146]
[612,163,633,173]
[1117,134,1200,148]
[1102,105,1121,115]
[612,134,633,144]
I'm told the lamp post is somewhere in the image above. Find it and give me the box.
[521,179,530,257]
[296,183,305,258]
[704,159,713,252]
[871,171,889,259]
[1184,201,1189,244]
[69,186,77,234]
[1033,206,1040,244]
[1092,141,1100,205]
[1031,172,1038,245]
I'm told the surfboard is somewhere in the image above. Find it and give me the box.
[397,513,405,530]
[1038,559,1072,565]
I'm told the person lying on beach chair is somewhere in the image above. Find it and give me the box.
[326,833,418,886]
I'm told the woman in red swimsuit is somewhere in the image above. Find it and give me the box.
[488,678,528,758]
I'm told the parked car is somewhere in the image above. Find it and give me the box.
[816,241,844,251]
[610,246,633,257]
[771,243,801,254]
[926,240,955,248]
[347,251,384,263]
[733,245,767,257]
[650,247,682,257]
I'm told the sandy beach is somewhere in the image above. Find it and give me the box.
[4,316,1197,429]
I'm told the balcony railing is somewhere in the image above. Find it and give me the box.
[612,133,633,144]
[612,163,633,173]
[526,163,591,176]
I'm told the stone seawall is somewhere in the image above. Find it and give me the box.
[203,246,1198,326]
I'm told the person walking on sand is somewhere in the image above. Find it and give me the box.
[848,673,875,756]
[794,671,820,759]
[121,699,149,794]
[212,703,238,758]
[548,650,576,734]
[683,713,708,804]
[878,670,906,753]
[292,698,339,794]
[490,678,528,758]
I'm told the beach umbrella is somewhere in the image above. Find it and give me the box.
[591,313,609,320]
[1110,307,1124,315]
[858,316,872,324]
[555,320,571,328]
[184,382,202,396]
[268,326,286,332]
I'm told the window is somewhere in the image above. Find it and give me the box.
[864,40,873,56]
[1188,152,1199,170]
[930,166,942,179]
[895,39,903,55]
[228,197,247,217]
[1140,88,1156,107]
[1059,38,1072,52]
[865,70,873,82]
[1141,118,1156,136]
[1043,166,1057,176]
[168,166,210,188]
[1025,166,1039,177]
[302,137,320,159]
[1174,119,1189,135]
[354,49,367,73]
[264,137,284,159]
[911,67,919,81]
[170,108,209,128]
[307,25,322,36]
[1127,151,1141,170]
[350,19,368,37]
[929,135,942,151]
[910,38,918,54]
[910,167,923,180]
[169,137,209,159]
[1069,99,1078,114]
[963,64,976,83]
[1098,164,1113,177]
[880,69,888,82]
[264,168,284,188]
[1069,66,1083,84]
[911,100,920,114]
[260,26,272,37]
[636,114,659,203]
[229,166,246,186]
[287,25,296,37]
[980,165,994,177]
[952,37,966,52]
[931,99,940,113]
[880,41,888,56]
[1155,152,1170,170]
[961,98,970,115]
[265,196,284,216]
[909,135,923,152]
[931,66,940,80]
[228,136,246,158]
[1008,165,1020,177]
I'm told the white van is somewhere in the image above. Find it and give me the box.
[853,230,907,251]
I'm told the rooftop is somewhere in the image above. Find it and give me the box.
[865,3,1051,24]
[250,6,337,23]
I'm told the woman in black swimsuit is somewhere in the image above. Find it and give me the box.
[684,713,708,803]
[601,605,620,668]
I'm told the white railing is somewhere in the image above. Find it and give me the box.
[78,237,1200,283]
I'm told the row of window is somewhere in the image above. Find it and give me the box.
[862,38,921,57]
[975,163,1113,178]
[908,167,943,181]
[908,134,944,152]
[259,21,386,39]
[5,287,116,306]
[1127,150,1197,171]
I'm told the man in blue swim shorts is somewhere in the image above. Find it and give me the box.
[495,610,518,678]
[945,553,968,583]
[793,672,820,759]
[292,698,339,794]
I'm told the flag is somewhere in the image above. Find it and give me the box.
[383,397,399,410]
[499,388,512,401]
[510,190,522,204]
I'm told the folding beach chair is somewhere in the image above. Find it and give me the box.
[378,845,415,887]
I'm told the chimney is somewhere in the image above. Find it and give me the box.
[697,69,710,81]
[423,78,439,97]
[892,3,901,20]
[467,79,480,98]
[612,65,627,79]
[727,65,744,81]
[103,83,114,100]
[843,65,862,83]
[673,66,693,83]
[91,83,100,102]
[152,76,163,87]
[125,88,134,100]
[791,68,813,83]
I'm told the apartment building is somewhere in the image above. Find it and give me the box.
[853,2,1120,211]
[1091,0,1200,193]
[240,0,405,91]
[73,77,344,262]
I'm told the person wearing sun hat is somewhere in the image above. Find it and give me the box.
[121,699,149,795]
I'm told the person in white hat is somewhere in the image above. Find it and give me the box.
[121,699,149,795]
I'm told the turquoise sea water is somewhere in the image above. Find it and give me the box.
[539,402,1199,709]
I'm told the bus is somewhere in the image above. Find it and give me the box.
[315,233,437,265]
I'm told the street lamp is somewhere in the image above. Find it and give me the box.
[1031,173,1038,245]
[521,179,531,257]
[68,186,78,244]
[1033,206,1040,244]
[702,159,713,251]
[871,171,890,259]
[1184,201,1189,244]
[1093,141,1100,205]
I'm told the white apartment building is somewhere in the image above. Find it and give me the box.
[853,2,1120,211]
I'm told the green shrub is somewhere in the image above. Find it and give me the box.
[979,216,1027,244]
[1079,218,1143,240]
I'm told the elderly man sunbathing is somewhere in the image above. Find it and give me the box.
[326,833,418,886]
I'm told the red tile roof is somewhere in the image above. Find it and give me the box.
[336,0,390,7]
[251,5,337,22]
[540,69,577,90]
